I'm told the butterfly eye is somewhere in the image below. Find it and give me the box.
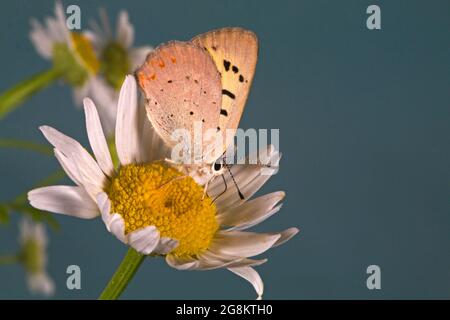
[213,162,222,172]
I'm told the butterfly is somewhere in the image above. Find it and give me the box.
[136,28,258,190]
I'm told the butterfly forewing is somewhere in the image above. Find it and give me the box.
[136,41,222,153]
[191,28,258,137]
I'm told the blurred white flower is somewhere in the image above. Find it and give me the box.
[86,9,153,135]
[19,218,55,296]
[29,1,152,136]
[29,1,111,114]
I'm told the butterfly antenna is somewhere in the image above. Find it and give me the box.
[225,163,245,200]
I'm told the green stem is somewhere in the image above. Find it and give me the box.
[98,248,146,300]
[0,68,62,119]
[0,138,53,156]
[0,255,19,265]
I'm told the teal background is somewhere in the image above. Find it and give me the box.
[0,0,449,299]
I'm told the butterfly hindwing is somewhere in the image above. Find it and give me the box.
[136,41,222,150]
[191,28,258,136]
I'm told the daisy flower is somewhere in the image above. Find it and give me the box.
[27,76,298,299]
[29,1,151,136]
[18,218,55,296]
[85,8,153,136]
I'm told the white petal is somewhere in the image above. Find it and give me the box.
[88,19,106,47]
[84,98,115,176]
[115,75,140,165]
[96,193,127,244]
[217,191,285,230]
[87,76,118,135]
[202,250,268,269]
[166,255,200,270]
[127,226,160,255]
[45,17,63,43]
[228,267,263,299]
[29,19,52,59]
[72,84,89,107]
[19,218,48,247]
[28,186,99,219]
[194,251,266,271]
[30,221,48,248]
[129,46,153,69]
[227,258,267,268]
[208,144,275,194]
[54,0,70,44]
[210,145,281,210]
[99,7,112,39]
[273,227,299,247]
[108,213,127,244]
[209,231,280,258]
[28,273,55,296]
[153,237,179,255]
[195,253,244,270]
[19,218,32,243]
[39,125,106,194]
[116,11,134,48]
[138,98,170,163]
[54,149,83,185]
[97,192,111,223]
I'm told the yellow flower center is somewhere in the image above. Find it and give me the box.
[106,161,219,257]
[101,41,130,90]
[70,32,100,75]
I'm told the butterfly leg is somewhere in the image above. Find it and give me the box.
[202,175,217,200]
[164,157,181,167]
[157,175,188,190]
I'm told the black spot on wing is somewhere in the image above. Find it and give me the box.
[220,109,228,116]
[232,66,239,73]
[239,75,244,82]
[222,89,236,99]
[223,60,231,71]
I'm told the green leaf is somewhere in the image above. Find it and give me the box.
[9,204,60,232]
[0,205,9,224]
[0,68,61,120]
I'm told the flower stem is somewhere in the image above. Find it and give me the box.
[0,138,53,156]
[0,68,62,119]
[98,248,146,300]
[0,255,18,265]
